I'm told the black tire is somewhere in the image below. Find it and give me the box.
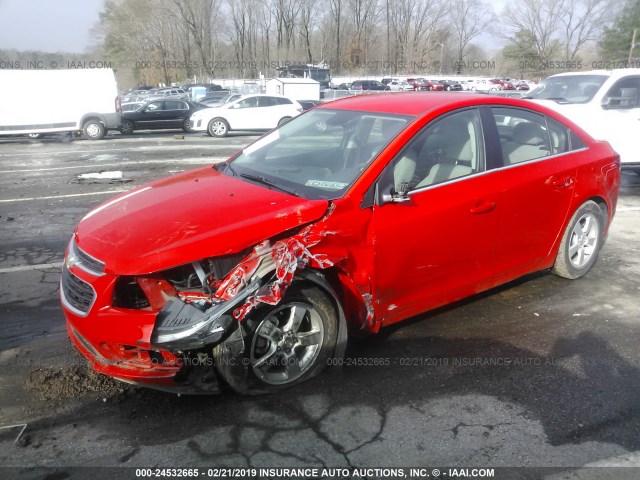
[277,117,291,127]
[552,200,604,279]
[119,120,135,135]
[213,284,338,394]
[82,119,106,140]
[207,118,229,137]
[182,118,192,132]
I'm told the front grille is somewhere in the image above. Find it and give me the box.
[61,267,96,315]
[75,244,105,275]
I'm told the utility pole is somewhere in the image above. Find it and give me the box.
[435,42,444,75]
[629,29,638,65]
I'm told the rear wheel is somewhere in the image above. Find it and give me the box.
[277,117,291,127]
[552,200,603,279]
[208,118,229,137]
[182,118,192,132]
[214,284,337,394]
[83,119,105,140]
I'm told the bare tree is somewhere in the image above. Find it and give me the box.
[448,0,495,71]
[560,0,621,60]
[502,0,567,66]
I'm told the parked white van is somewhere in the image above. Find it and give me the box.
[526,69,640,170]
[0,68,121,139]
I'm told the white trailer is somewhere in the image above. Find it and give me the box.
[0,69,121,139]
[265,78,320,101]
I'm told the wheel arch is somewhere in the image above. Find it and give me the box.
[295,269,348,361]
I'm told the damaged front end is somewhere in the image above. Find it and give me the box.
[143,225,339,392]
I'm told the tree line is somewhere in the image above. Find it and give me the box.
[5,0,638,88]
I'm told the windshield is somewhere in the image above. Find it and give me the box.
[222,109,412,200]
[526,75,608,103]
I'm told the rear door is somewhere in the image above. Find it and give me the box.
[163,100,188,128]
[488,107,578,284]
[136,101,166,129]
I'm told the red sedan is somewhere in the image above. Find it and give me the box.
[61,93,620,394]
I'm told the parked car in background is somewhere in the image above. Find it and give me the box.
[200,92,241,107]
[145,88,189,101]
[427,80,445,91]
[440,80,463,91]
[122,89,150,103]
[407,78,428,90]
[526,69,640,170]
[61,92,620,395]
[335,82,352,90]
[190,94,303,137]
[515,81,530,91]
[119,99,206,134]
[407,78,443,91]
[388,80,413,91]
[350,80,391,91]
[467,79,501,92]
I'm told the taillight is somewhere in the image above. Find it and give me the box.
[115,96,121,112]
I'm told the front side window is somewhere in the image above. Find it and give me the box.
[225,109,412,200]
[233,97,258,109]
[391,109,485,192]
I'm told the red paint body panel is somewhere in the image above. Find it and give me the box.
[373,172,499,324]
[76,166,329,275]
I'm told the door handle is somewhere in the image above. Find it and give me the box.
[549,176,574,188]
[470,200,496,214]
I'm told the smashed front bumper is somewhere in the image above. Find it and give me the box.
[61,226,336,393]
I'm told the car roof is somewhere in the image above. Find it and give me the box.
[315,92,486,115]
[314,91,584,118]
[546,69,640,79]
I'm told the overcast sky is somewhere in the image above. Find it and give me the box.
[0,0,104,53]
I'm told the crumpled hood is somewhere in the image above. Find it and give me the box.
[75,166,329,275]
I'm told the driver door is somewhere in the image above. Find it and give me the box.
[371,108,499,325]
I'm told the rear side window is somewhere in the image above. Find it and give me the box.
[275,97,293,105]
[493,108,550,165]
[492,107,587,165]
[258,96,278,107]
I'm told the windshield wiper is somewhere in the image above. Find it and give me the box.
[239,173,299,197]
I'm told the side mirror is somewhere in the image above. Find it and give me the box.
[377,167,411,207]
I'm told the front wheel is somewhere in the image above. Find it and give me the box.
[119,120,135,135]
[207,118,229,137]
[182,118,192,132]
[83,119,106,140]
[552,200,604,279]
[214,284,338,394]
